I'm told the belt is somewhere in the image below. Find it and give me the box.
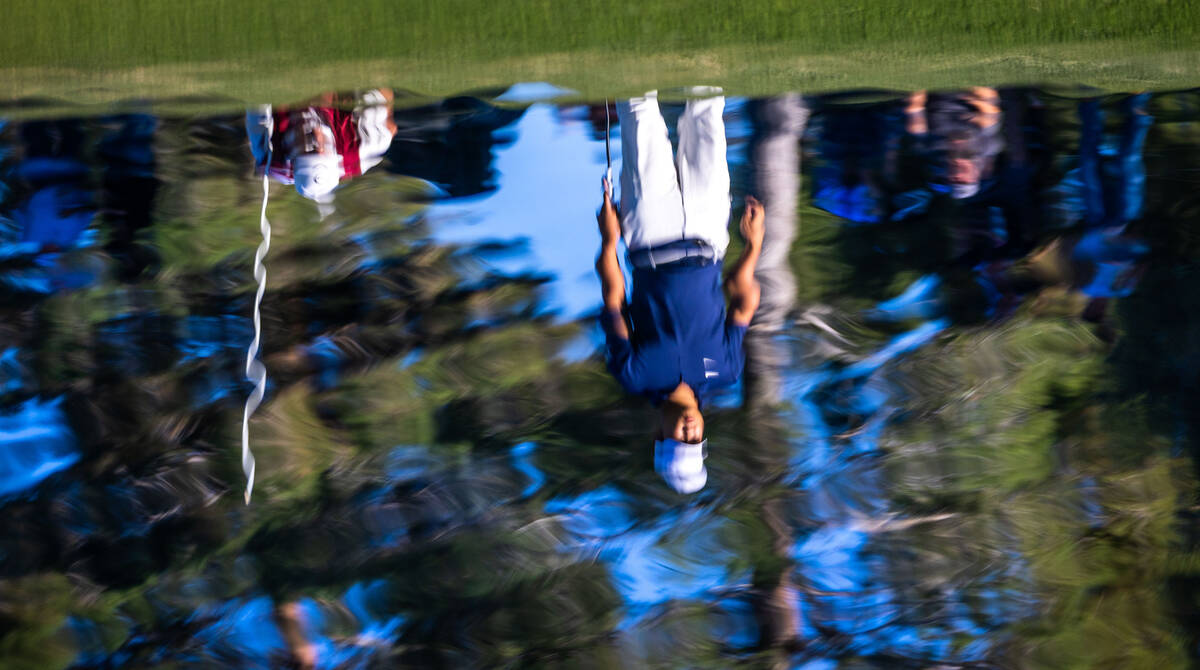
[629,239,716,269]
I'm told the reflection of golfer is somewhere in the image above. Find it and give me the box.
[245,89,397,202]
[595,91,763,493]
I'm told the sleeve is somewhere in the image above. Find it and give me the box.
[723,320,748,382]
[599,308,636,387]
[355,90,396,168]
[245,105,274,171]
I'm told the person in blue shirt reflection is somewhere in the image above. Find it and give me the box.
[595,91,764,493]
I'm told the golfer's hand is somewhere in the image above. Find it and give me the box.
[739,196,765,247]
[598,177,620,243]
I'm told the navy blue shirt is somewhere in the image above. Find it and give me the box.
[601,261,747,405]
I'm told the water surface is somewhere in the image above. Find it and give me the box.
[2,86,1200,669]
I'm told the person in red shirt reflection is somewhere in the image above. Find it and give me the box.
[246,89,398,202]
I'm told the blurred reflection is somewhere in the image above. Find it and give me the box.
[742,94,807,662]
[246,89,397,204]
[809,91,909,224]
[1,118,97,297]
[596,90,762,493]
[1045,93,1151,330]
[809,88,1155,335]
[0,86,1198,669]
[386,96,525,198]
[914,87,1004,202]
[0,93,571,668]
[99,113,161,281]
[744,95,806,406]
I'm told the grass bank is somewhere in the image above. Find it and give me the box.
[2,0,1198,108]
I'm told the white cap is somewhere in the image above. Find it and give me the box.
[293,153,341,201]
[654,439,708,494]
[950,182,980,200]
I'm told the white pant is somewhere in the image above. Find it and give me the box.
[618,93,731,257]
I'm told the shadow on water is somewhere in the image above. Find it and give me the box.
[1,84,1199,668]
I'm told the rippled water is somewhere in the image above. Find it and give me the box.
[2,86,1200,669]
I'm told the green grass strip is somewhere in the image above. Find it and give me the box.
[2,0,1198,106]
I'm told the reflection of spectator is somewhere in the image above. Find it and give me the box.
[246,89,398,202]
[99,114,160,280]
[938,89,1041,264]
[908,89,1046,268]
[1042,94,1152,325]
[810,96,906,224]
[1077,93,1151,231]
[915,87,1005,201]
[933,93,1152,329]
[809,90,1006,226]
[595,91,763,493]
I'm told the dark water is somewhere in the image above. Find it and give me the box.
[2,85,1200,669]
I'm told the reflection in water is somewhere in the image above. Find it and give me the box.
[247,90,397,209]
[597,90,762,494]
[1,86,1199,668]
[742,94,807,662]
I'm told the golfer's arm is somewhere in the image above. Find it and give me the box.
[596,237,629,339]
[725,241,762,327]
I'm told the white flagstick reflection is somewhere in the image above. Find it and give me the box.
[242,154,271,504]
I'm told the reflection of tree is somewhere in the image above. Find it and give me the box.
[0,106,625,668]
[799,91,1200,668]
[3,89,1200,669]
[1102,91,1200,664]
[754,89,1200,669]
[741,94,807,665]
[886,314,1194,668]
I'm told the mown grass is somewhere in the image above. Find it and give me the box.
[1,0,1197,108]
